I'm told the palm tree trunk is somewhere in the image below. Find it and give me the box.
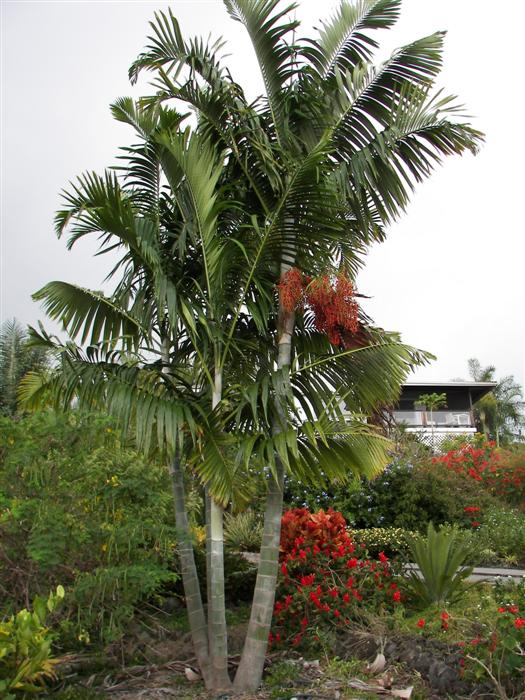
[161,334,213,688]
[205,367,232,691]
[168,452,211,687]
[234,289,295,692]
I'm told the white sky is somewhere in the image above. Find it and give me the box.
[1,0,524,387]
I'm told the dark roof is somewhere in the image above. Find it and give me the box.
[402,382,497,403]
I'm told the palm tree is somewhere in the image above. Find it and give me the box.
[130,0,481,688]
[0,319,49,416]
[468,358,524,445]
[28,0,482,691]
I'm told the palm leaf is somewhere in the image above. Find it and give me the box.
[305,0,401,79]
[129,8,227,87]
[32,282,146,351]
[223,0,299,143]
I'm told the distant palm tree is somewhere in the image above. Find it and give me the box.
[0,319,49,416]
[468,358,525,445]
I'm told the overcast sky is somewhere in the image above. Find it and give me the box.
[1,0,524,387]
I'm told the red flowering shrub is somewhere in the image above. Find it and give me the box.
[432,441,525,509]
[270,509,404,649]
[277,268,359,347]
[458,581,525,695]
[280,507,352,555]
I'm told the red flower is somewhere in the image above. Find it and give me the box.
[392,590,401,602]
[299,549,307,560]
[342,593,350,604]
[441,611,450,621]
[378,551,388,563]
[346,557,358,569]
[464,506,480,513]
[334,609,341,618]
[471,521,481,528]
[514,618,525,629]
[328,588,338,599]
[281,563,288,577]
[300,617,308,629]
[416,618,426,628]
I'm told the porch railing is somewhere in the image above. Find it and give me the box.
[393,410,474,428]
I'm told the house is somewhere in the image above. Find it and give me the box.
[393,381,497,450]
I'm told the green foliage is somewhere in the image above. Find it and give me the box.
[476,505,525,566]
[468,359,525,445]
[264,659,300,699]
[0,586,64,699]
[224,509,263,552]
[287,447,498,532]
[461,579,525,697]
[417,392,447,410]
[349,526,415,557]
[405,523,475,606]
[0,319,50,417]
[192,547,257,604]
[0,411,179,644]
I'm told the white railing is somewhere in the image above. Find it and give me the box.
[393,410,474,428]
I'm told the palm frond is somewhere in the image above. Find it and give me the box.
[223,0,300,143]
[331,32,446,155]
[346,89,483,223]
[157,128,225,305]
[32,282,146,351]
[305,0,401,79]
[129,8,227,87]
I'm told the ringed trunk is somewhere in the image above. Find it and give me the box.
[169,452,211,687]
[234,277,295,692]
[205,367,232,690]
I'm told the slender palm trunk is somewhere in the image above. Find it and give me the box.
[161,334,212,687]
[169,452,211,687]
[234,288,295,692]
[205,367,232,690]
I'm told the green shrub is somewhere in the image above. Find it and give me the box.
[0,586,64,699]
[349,527,415,558]
[224,509,263,552]
[0,411,179,643]
[476,505,525,565]
[460,579,525,697]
